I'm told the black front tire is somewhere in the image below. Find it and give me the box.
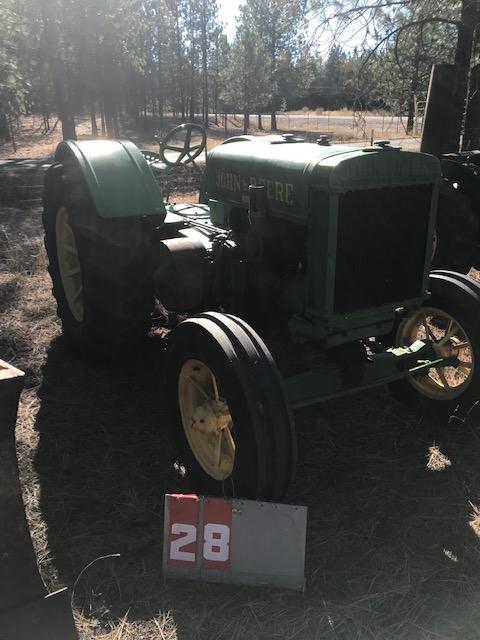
[42,160,154,356]
[167,312,296,501]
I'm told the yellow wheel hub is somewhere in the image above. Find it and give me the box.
[178,359,235,481]
[397,307,474,400]
[56,206,84,322]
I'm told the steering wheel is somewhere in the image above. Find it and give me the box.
[159,123,207,167]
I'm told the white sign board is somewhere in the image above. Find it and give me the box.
[163,494,307,591]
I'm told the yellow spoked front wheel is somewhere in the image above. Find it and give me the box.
[168,312,296,501]
[178,359,235,481]
[390,272,480,420]
[397,307,473,401]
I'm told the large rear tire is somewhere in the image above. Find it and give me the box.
[167,312,296,501]
[389,273,480,423]
[42,160,154,356]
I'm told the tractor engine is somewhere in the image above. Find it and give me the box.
[154,134,441,345]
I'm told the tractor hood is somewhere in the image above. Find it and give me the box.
[203,135,441,221]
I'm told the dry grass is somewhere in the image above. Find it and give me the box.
[0,116,94,160]
[426,445,452,471]
[2,171,480,638]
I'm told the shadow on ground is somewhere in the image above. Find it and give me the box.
[33,332,480,639]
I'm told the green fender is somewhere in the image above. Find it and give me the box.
[55,139,166,220]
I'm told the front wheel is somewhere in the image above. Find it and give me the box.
[389,273,480,422]
[167,312,296,501]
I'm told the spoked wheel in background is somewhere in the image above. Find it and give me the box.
[43,160,154,356]
[159,123,206,167]
[389,273,480,422]
[167,312,296,501]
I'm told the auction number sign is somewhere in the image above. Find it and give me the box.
[166,494,231,570]
[163,494,307,591]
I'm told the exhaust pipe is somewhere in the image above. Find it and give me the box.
[0,360,78,640]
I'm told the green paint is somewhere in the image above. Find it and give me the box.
[55,139,166,219]
[203,136,441,222]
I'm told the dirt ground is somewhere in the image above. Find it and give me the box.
[2,159,480,639]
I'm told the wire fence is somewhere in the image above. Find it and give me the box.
[221,112,424,143]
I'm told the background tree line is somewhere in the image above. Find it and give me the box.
[0,0,478,143]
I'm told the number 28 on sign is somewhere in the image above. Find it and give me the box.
[166,494,232,570]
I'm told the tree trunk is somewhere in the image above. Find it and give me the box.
[406,97,415,135]
[201,0,209,128]
[89,96,98,136]
[0,114,10,141]
[113,113,120,138]
[258,113,263,130]
[189,75,195,121]
[101,34,118,138]
[244,111,250,133]
[189,4,196,122]
[270,106,277,131]
[174,5,186,122]
[8,117,17,152]
[157,22,164,128]
[406,37,421,135]
[100,105,106,136]
[42,110,50,134]
[39,0,76,140]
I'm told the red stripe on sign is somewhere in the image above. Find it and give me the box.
[202,497,232,570]
[167,494,199,566]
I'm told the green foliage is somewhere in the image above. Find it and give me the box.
[308,0,464,114]
[219,3,271,115]
[0,0,30,138]
[0,0,474,142]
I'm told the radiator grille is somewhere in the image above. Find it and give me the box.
[333,185,431,313]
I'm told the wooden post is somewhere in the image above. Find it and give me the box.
[421,64,462,156]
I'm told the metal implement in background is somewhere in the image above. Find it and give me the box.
[0,360,78,640]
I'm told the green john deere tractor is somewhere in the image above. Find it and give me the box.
[43,124,480,501]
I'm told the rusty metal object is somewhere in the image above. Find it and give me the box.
[0,360,78,640]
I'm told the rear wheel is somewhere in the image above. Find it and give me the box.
[43,160,154,355]
[167,312,296,500]
[431,269,480,296]
[389,273,480,422]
